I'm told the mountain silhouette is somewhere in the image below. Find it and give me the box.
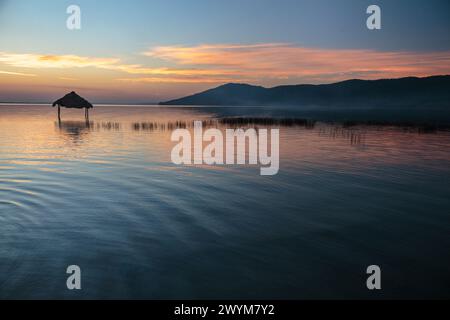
[160,75,450,107]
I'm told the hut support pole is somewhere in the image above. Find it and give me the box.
[58,106,61,121]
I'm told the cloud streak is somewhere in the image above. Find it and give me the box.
[0,70,36,77]
[0,52,119,69]
[116,76,245,84]
[0,51,236,82]
[143,43,450,83]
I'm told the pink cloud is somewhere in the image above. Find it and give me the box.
[144,43,450,83]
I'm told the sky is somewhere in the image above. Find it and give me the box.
[0,0,449,103]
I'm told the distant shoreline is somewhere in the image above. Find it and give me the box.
[160,75,450,108]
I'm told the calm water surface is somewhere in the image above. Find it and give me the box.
[1,105,450,299]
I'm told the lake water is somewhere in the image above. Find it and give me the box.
[1,104,450,299]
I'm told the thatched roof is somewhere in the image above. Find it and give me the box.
[52,91,93,109]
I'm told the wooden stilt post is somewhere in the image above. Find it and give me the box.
[58,106,61,121]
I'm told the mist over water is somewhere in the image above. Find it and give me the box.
[1,105,450,299]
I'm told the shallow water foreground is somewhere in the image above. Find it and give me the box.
[1,105,450,299]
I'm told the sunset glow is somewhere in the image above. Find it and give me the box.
[1,44,450,103]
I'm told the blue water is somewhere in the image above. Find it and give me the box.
[1,105,450,299]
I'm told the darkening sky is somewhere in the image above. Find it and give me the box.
[0,0,449,103]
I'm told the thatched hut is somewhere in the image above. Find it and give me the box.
[52,91,93,120]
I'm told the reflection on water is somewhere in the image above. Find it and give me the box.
[56,120,121,135]
[55,117,364,146]
[318,126,366,145]
[1,105,450,299]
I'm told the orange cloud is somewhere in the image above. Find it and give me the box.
[116,76,247,84]
[0,52,119,69]
[0,70,36,77]
[58,77,78,81]
[0,51,235,81]
[144,43,450,83]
